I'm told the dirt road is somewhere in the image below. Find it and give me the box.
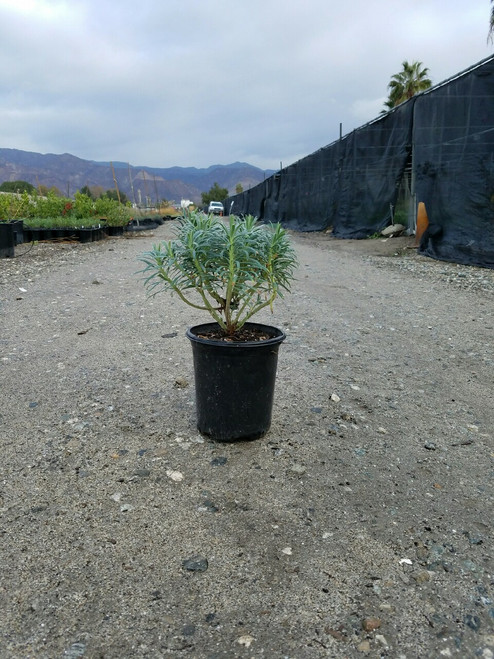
[0,225,493,658]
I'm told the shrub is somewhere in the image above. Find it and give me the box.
[140,211,298,336]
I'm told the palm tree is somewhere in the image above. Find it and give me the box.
[383,60,432,110]
[489,0,494,42]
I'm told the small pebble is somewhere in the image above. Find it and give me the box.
[237,635,254,648]
[174,378,189,389]
[362,617,381,632]
[64,642,86,658]
[182,556,208,572]
[412,570,431,583]
[464,614,481,631]
[198,500,219,513]
[133,469,151,478]
[166,470,183,482]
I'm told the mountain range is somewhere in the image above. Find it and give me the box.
[0,148,275,204]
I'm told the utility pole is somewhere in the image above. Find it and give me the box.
[128,163,137,206]
[141,170,151,208]
[153,175,159,210]
[110,162,121,204]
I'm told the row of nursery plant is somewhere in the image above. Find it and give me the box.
[0,191,134,226]
[20,216,107,229]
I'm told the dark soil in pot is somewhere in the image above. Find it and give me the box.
[192,324,275,343]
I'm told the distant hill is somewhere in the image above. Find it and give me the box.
[0,148,275,204]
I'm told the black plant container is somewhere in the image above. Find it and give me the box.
[63,229,79,241]
[44,228,78,241]
[93,227,105,242]
[186,322,286,441]
[0,222,15,258]
[12,220,24,245]
[78,228,94,243]
[24,228,34,242]
[24,227,53,242]
[127,218,159,232]
[106,225,124,236]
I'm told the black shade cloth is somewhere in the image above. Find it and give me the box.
[226,55,494,269]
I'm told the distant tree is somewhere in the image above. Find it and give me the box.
[0,180,36,194]
[104,189,129,205]
[201,182,229,206]
[79,185,94,199]
[37,184,62,197]
[235,183,243,194]
[91,185,105,199]
[383,60,432,110]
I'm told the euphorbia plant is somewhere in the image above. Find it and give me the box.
[139,211,297,336]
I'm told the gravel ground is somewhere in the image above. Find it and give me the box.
[0,225,493,659]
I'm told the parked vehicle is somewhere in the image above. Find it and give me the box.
[208,201,224,215]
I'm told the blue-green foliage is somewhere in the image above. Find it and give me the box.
[139,211,298,334]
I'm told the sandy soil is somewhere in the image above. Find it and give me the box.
[0,225,493,658]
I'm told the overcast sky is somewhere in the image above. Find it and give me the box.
[0,0,492,171]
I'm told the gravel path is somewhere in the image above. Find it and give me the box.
[0,226,493,658]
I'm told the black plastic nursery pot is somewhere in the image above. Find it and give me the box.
[186,322,286,441]
[106,225,125,236]
[93,227,105,242]
[12,220,24,245]
[24,227,41,242]
[78,228,95,243]
[127,218,159,232]
[0,222,15,258]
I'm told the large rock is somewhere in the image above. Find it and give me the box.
[381,223,405,237]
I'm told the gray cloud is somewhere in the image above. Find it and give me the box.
[0,0,491,169]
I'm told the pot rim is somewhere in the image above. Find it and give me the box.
[186,321,286,348]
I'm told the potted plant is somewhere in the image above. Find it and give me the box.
[139,211,297,441]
